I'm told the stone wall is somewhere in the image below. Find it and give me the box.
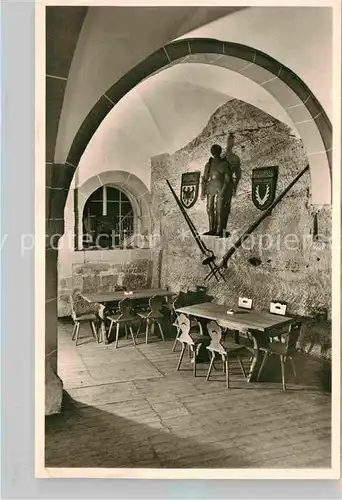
[58,249,153,316]
[151,99,331,356]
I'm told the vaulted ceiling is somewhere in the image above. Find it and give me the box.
[75,62,297,188]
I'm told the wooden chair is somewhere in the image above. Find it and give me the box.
[160,289,176,326]
[218,296,252,345]
[176,314,210,377]
[172,315,203,353]
[170,292,204,352]
[106,286,128,315]
[268,301,288,343]
[206,321,247,388]
[70,293,100,346]
[107,298,140,348]
[136,295,166,344]
[257,321,302,390]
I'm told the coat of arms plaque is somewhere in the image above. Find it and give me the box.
[252,166,278,210]
[180,171,200,209]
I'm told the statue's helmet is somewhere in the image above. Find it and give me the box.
[211,144,222,157]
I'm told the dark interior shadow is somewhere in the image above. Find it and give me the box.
[255,351,331,392]
[223,327,332,392]
[45,392,252,469]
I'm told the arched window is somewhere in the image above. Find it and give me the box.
[82,185,134,249]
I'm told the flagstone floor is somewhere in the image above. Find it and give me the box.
[45,319,332,469]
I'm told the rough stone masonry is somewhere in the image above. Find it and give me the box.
[150,99,331,360]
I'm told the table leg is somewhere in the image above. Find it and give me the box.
[195,319,211,363]
[98,305,108,345]
[101,320,108,344]
[246,331,269,382]
[246,334,259,382]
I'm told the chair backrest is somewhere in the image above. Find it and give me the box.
[313,309,328,322]
[177,313,194,345]
[270,301,287,316]
[146,295,165,319]
[71,289,102,317]
[69,294,77,321]
[70,290,93,319]
[117,297,136,321]
[206,321,226,355]
[97,303,106,320]
[238,297,253,309]
[173,291,187,309]
[283,322,302,355]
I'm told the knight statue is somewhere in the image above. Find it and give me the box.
[201,133,241,237]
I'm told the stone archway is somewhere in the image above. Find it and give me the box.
[45,36,332,415]
[62,38,331,209]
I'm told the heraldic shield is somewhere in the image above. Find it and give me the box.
[180,171,200,209]
[252,166,278,210]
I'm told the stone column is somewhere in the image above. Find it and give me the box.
[46,6,86,414]
[73,187,79,250]
[45,245,63,415]
[45,162,75,415]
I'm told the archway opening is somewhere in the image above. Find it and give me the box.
[63,39,331,207]
[46,36,333,418]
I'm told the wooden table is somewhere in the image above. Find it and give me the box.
[85,288,175,304]
[175,302,296,381]
[84,288,176,344]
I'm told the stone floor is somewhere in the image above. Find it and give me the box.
[45,319,332,469]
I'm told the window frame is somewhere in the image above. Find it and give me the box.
[81,183,137,251]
